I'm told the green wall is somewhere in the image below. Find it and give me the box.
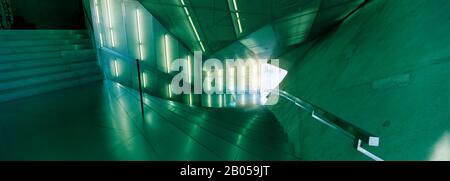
[88,0,200,106]
[268,0,450,160]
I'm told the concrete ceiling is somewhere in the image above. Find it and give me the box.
[138,0,366,56]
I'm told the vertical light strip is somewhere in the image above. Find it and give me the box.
[238,67,246,93]
[187,55,193,105]
[218,95,223,107]
[95,0,100,23]
[164,34,172,98]
[205,71,211,92]
[136,8,143,60]
[94,0,104,47]
[142,72,147,88]
[217,69,223,92]
[207,95,211,107]
[229,68,235,92]
[99,33,104,47]
[252,94,257,104]
[187,55,192,83]
[232,0,243,34]
[113,59,119,77]
[181,0,206,52]
[251,61,259,92]
[107,0,115,47]
[164,34,170,73]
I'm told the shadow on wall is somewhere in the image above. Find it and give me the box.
[10,0,85,29]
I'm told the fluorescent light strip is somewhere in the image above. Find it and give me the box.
[94,0,104,47]
[136,8,143,60]
[113,59,119,77]
[164,35,172,98]
[187,55,192,83]
[168,85,172,98]
[184,7,190,16]
[95,0,100,23]
[232,0,243,33]
[229,68,235,91]
[237,18,243,33]
[107,0,115,47]
[99,33,104,47]
[239,67,246,92]
[187,16,201,44]
[181,0,205,52]
[142,72,147,88]
[218,69,223,92]
[187,55,192,105]
[164,34,170,73]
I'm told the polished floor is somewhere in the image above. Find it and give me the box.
[0,80,298,160]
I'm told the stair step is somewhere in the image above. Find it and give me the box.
[0,61,98,82]
[0,43,92,55]
[0,74,102,103]
[0,30,87,36]
[0,34,89,41]
[0,53,95,72]
[0,29,103,104]
[0,38,91,48]
[0,49,95,63]
[0,67,101,92]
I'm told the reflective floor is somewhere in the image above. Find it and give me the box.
[0,80,298,160]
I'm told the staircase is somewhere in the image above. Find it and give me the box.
[0,30,103,103]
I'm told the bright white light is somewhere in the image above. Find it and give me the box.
[218,95,223,107]
[252,94,257,104]
[164,34,170,73]
[207,95,211,107]
[240,94,245,105]
[259,62,287,104]
[142,72,147,88]
[164,35,172,98]
[113,59,119,77]
[184,7,190,16]
[250,60,259,92]
[188,16,201,43]
[94,0,100,23]
[168,84,172,98]
[231,0,243,33]
[238,66,246,93]
[429,132,450,161]
[136,8,144,60]
[217,69,223,92]
[237,18,243,33]
[99,33,104,47]
[182,0,206,52]
[187,55,192,83]
[107,0,115,47]
[228,68,235,92]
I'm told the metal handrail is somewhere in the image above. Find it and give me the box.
[270,89,383,161]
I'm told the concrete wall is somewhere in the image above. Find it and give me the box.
[11,0,85,29]
[268,0,450,160]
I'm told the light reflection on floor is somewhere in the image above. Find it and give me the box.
[0,80,298,161]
